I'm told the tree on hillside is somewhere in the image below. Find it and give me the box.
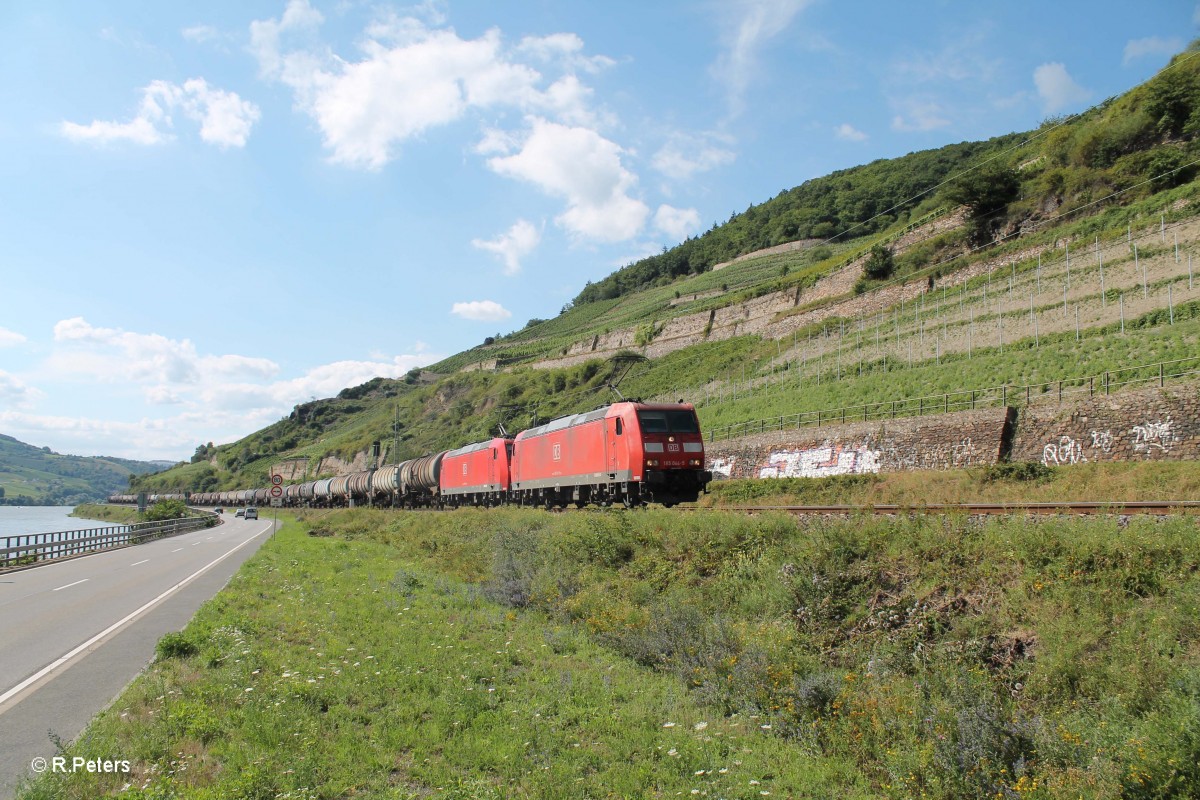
[863,244,895,280]
[943,165,1021,246]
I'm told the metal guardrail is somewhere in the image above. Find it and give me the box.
[0,515,216,569]
[706,354,1200,442]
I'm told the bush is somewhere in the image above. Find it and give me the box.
[862,244,895,280]
[156,631,199,660]
[978,461,1054,483]
[142,498,189,521]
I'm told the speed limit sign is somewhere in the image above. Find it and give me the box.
[271,474,283,486]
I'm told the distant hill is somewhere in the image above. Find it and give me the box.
[0,434,168,505]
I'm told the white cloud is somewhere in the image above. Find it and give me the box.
[0,327,27,347]
[451,300,512,321]
[180,78,261,147]
[182,24,220,43]
[890,98,951,132]
[487,118,648,242]
[0,370,42,409]
[1123,36,1184,66]
[472,219,541,275]
[834,123,868,142]
[710,0,811,116]
[61,78,259,148]
[651,133,736,180]
[15,315,440,458]
[1033,62,1091,114]
[146,386,184,405]
[249,1,609,170]
[654,205,701,241]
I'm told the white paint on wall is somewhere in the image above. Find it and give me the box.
[758,444,881,478]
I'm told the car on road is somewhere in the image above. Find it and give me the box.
[244,507,258,520]
[213,507,224,514]
[235,508,245,517]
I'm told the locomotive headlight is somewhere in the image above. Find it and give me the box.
[668,436,675,443]
[646,458,659,466]
[690,459,702,466]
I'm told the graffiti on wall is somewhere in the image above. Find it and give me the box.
[1089,430,1113,453]
[952,438,979,467]
[1131,419,1176,453]
[1042,436,1088,466]
[709,457,736,479]
[758,444,881,479]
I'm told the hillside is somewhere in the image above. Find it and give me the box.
[0,434,168,505]
[133,43,1200,494]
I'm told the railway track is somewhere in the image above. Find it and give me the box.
[682,500,1200,516]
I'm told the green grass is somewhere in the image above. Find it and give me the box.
[18,514,868,800]
[70,503,143,524]
[23,505,1200,799]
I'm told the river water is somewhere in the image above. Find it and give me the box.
[0,506,116,540]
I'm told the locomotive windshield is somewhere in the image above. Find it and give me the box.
[636,410,700,434]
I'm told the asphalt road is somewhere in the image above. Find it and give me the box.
[0,512,275,799]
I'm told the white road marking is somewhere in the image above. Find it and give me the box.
[52,579,88,592]
[171,548,183,553]
[0,525,272,709]
[130,560,149,567]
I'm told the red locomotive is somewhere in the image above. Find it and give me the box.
[511,401,709,508]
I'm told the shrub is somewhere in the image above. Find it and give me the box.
[156,631,199,660]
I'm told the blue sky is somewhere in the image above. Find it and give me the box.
[0,1,1194,461]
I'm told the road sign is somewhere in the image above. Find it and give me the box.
[271,498,283,508]
[270,486,283,498]
[271,474,283,486]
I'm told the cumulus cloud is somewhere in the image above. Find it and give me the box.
[654,205,701,240]
[247,2,658,243]
[16,316,439,458]
[0,327,27,347]
[1123,36,1184,66]
[0,370,42,409]
[451,300,512,321]
[486,118,648,242]
[651,133,736,180]
[835,123,868,141]
[710,0,811,116]
[61,78,260,148]
[249,0,608,169]
[472,219,541,275]
[1034,62,1091,114]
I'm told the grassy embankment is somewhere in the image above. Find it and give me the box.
[70,503,210,525]
[21,488,1200,800]
[70,503,143,524]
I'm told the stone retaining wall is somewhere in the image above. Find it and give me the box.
[704,407,1011,480]
[1010,383,1200,466]
[704,381,1200,481]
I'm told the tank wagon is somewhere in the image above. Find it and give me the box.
[116,401,711,511]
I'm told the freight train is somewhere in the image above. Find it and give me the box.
[111,401,712,510]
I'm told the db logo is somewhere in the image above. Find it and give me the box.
[667,443,680,452]
[552,443,562,461]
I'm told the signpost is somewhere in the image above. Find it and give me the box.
[270,474,282,537]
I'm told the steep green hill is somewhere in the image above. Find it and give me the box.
[0,434,168,505]
[134,44,1200,494]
